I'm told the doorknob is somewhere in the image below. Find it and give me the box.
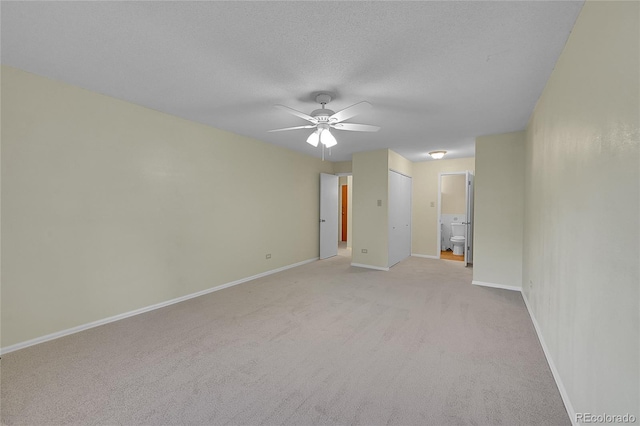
[320,219,326,222]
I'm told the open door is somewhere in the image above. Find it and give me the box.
[320,173,339,259]
[465,171,474,266]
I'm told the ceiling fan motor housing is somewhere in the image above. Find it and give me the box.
[311,108,335,122]
[312,93,335,122]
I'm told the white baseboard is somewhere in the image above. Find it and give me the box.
[521,292,577,426]
[0,257,318,355]
[473,280,576,424]
[350,263,390,271]
[472,280,521,292]
[411,253,440,259]
[1,257,577,426]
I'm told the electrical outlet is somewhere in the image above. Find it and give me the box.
[430,201,435,207]
[377,200,382,207]
[266,254,271,259]
[361,249,368,253]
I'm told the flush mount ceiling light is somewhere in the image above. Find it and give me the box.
[428,150,447,160]
[269,93,380,149]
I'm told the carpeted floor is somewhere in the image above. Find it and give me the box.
[0,249,569,425]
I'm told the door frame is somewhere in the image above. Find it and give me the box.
[341,184,348,242]
[437,171,473,264]
[336,173,353,251]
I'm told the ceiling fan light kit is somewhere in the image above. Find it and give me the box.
[270,93,380,149]
[306,130,320,147]
[429,150,447,160]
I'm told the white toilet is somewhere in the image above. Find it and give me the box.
[450,223,466,255]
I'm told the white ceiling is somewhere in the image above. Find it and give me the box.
[1,1,583,162]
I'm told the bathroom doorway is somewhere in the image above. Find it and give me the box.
[438,171,474,265]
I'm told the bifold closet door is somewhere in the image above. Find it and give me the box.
[388,171,412,267]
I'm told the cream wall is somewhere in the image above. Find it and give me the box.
[351,149,412,269]
[522,0,638,419]
[473,132,524,288]
[333,161,352,174]
[351,149,389,268]
[1,66,334,348]
[388,149,412,177]
[412,157,475,257]
[441,174,466,215]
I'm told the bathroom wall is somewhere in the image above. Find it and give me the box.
[440,173,467,251]
[441,174,466,215]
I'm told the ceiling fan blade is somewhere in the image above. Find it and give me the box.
[332,123,380,132]
[268,125,317,132]
[329,101,372,123]
[274,105,317,123]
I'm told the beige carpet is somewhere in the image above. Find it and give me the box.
[1,250,569,425]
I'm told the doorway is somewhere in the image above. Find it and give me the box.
[438,171,474,266]
[320,174,353,260]
[337,175,353,258]
[341,184,348,242]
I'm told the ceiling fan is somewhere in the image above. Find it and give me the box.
[269,93,380,148]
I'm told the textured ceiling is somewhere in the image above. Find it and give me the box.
[1,1,583,162]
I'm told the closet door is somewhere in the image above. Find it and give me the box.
[389,171,412,267]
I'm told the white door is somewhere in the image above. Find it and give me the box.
[388,171,412,267]
[465,171,475,266]
[320,173,339,259]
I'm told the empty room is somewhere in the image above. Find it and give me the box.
[1,1,638,425]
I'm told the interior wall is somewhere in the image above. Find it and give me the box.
[351,149,389,268]
[332,161,352,174]
[412,157,475,257]
[1,66,334,348]
[388,149,412,177]
[473,131,525,288]
[441,174,466,215]
[523,0,638,419]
